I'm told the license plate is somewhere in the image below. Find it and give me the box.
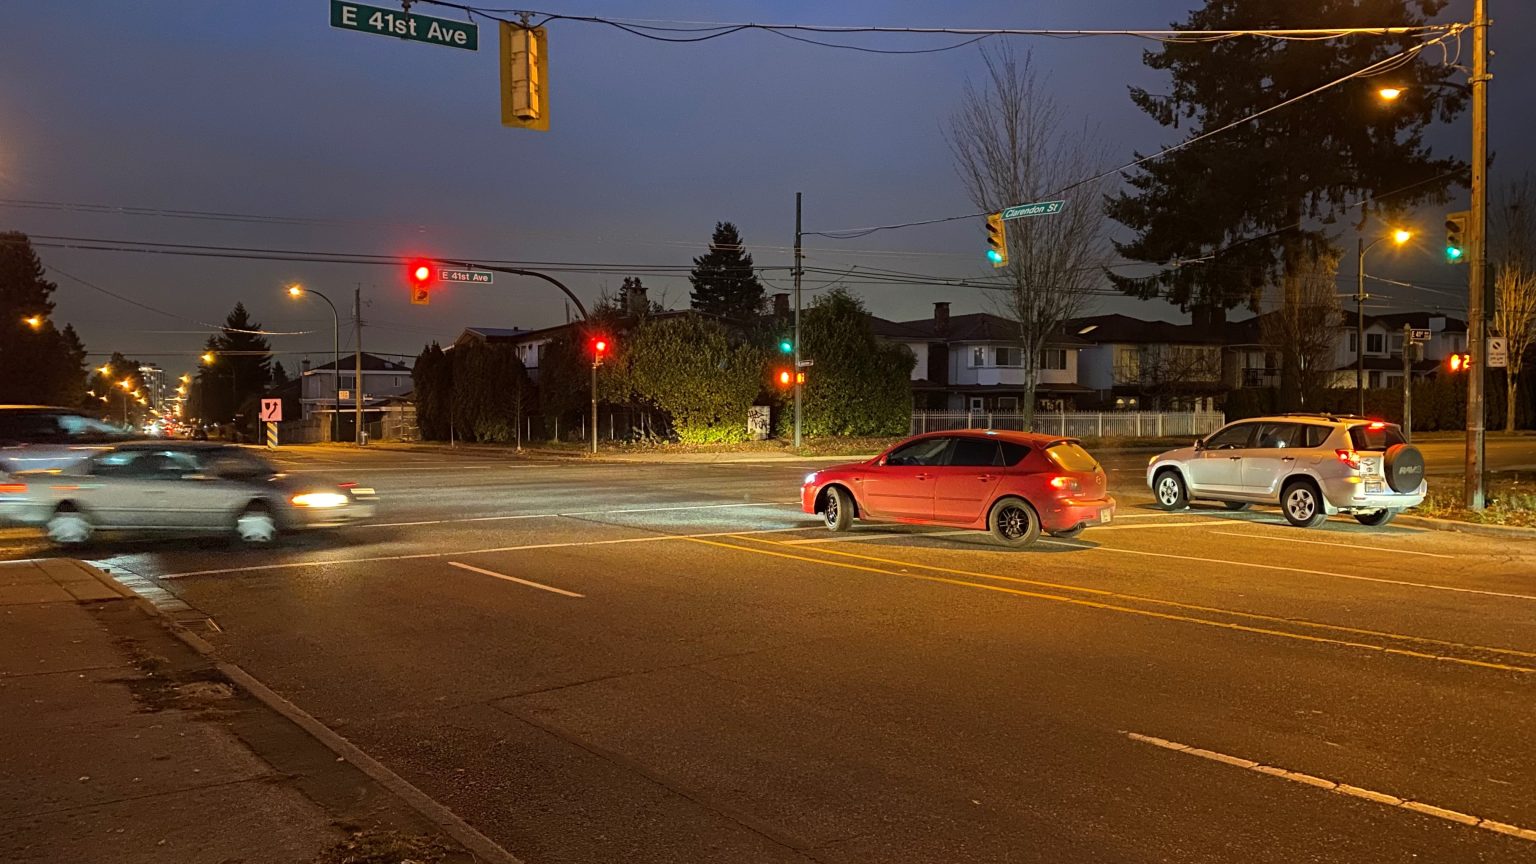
[1100,508,1113,524]
[1365,481,1384,494]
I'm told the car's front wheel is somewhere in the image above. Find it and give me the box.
[47,507,93,547]
[1354,508,1398,527]
[822,486,853,533]
[235,503,279,545]
[988,497,1041,548]
[1281,481,1328,528]
[1153,470,1188,511]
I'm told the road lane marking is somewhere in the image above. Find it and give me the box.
[783,521,1214,546]
[692,536,1536,675]
[448,561,583,597]
[360,501,795,530]
[1205,530,1458,559]
[1122,732,1536,843]
[1038,541,1536,602]
[157,526,820,579]
[739,537,1536,661]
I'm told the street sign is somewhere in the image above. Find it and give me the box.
[1409,328,1432,343]
[797,359,815,368]
[438,268,494,284]
[329,1,478,51]
[1488,336,1509,368]
[1001,200,1066,221]
[259,398,283,423]
[411,287,430,305]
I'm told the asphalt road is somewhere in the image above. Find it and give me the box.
[6,443,1536,863]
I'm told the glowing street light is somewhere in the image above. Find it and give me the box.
[1392,228,1412,245]
[1377,87,1404,101]
[23,315,43,329]
[201,352,215,364]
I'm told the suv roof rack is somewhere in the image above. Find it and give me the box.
[1277,412,1372,422]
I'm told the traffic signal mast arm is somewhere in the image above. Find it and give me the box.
[435,261,589,319]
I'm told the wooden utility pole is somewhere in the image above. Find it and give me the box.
[1464,0,1490,508]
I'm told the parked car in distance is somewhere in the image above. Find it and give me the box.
[0,441,377,545]
[801,430,1115,548]
[1146,413,1425,528]
[0,405,136,476]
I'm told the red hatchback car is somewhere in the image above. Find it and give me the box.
[800,430,1115,547]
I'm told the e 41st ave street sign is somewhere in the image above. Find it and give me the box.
[1001,200,1066,220]
[330,1,478,51]
[438,268,494,284]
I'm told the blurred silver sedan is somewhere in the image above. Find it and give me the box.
[0,442,376,546]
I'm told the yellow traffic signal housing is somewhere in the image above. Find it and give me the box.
[500,24,548,130]
[985,213,1008,268]
[1445,210,1468,264]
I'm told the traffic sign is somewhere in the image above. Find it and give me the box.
[1488,336,1509,368]
[1409,328,1432,342]
[797,359,815,368]
[329,1,478,50]
[259,398,283,423]
[1001,200,1066,220]
[438,268,494,284]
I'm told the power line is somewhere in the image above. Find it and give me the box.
[43,264,314,336]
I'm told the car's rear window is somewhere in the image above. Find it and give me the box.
[1348,424,1406,451]
[1044,442,1097,473]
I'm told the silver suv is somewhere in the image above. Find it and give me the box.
[1146,414,1426,528]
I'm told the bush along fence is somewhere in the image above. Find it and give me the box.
[911,411,1227,439]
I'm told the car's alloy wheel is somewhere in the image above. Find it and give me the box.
[236,506,278,545]
[1154,472,1188,510]
[822,486,853,532]
[988,498,1041,548]
[47,510,93,546]
[1282,482,1327,528]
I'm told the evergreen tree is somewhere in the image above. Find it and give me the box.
[0,232,87,405]
[412,343,453,440]
[688,222,766,324]
[1105,0,1464,408]
[800,289,915,437]
[271,361,290,387]
[197,302,272,425]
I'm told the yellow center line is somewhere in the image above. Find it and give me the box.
[731,535,1536,661]
[682,536,1536,676]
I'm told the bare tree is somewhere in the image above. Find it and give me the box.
[1492,175,1536,431]
[1135,344,1223,410]
[947,47,1111,427]
[1260,243,1341,408]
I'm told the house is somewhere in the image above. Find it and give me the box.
[298,353,414,438]
[1327,312,1467,390]
[1067,313,1225,410]
[872,302,1093,412]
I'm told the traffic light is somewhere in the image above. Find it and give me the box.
[500,24,549,131]
[985,212,1008,268]
[590,336,610,365]
[796,371,806,385]
[778,336,793,354]
[1445,211,1468,264]
[1447,352,1472,373]
[776,369,793,388]
[408,261,434,305]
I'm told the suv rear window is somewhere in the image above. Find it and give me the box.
[1348,423,1406,451]
[1044,441,1098,473]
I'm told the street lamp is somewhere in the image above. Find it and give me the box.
[1355,228,1412,415]
[23,315,43,330]
[286,283,341,444]
[1377,86,1404,101]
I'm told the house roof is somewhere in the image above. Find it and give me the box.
[884,312,1089,347]
[1066,313,1227,346]
[1365,312,1467,332]
[304,353,411,372]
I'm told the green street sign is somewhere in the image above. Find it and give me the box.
[438,268,494,284]
[1001,200,1066,220]
[330,1,478,51]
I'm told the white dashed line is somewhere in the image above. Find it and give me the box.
[448,561,583,598]
[1206,530,1458,559]
[1123,731,1536,843]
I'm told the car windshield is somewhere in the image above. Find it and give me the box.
[1045,442,1098,473]
[203,449,278,479]
[1348,424,1406,451]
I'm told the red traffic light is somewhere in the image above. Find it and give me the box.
[408,262,434,286]
[777,369,792,387]
[590,336,612,360]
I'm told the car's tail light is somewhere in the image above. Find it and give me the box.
[1336,449,1361,470]
[1049,475,1081,493]
[0,481,25,494]
[1368,421,1386,430]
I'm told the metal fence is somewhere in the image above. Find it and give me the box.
[910,411,1226,439]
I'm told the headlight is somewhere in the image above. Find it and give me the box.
[803,472,818,485]
[291,492,349,508]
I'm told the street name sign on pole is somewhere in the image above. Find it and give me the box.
[330,1,479,50]
[1001,200,1066,220]
[437,268,494,284]
[797,359,815,368]
[1409,328,1432,342]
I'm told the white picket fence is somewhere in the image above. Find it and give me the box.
[911,411,1226,439]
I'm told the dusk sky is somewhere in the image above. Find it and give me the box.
[4,1,1531,374]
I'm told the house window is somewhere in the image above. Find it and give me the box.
[1114,345,1140,381]
[1389,334,1404,353]
[994,346,1022,367]
[968,397,984,412]
[1039,348,1067,370]
[1366,333,1385,354]
[1349,332,1358,353]
[971,347,986,368]
[996,397,1019,411]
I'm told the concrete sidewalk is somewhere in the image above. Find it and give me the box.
[0,558,480,864]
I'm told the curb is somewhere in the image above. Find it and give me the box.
[71,561,524,864]
[1395,514,1536,539]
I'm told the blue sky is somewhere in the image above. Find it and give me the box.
[2,1,1529,372]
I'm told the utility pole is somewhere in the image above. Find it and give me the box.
[354,285,365,446]
[793,191,803,449]
[1355,236,1368,416]
[1402,324,1414,443]
[1465,0,1490,509]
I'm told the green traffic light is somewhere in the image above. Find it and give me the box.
[1446,245,1464,261]
[986,250,1003,263]
[779,339,793,353]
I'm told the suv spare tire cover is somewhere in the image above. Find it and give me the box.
[1384,443,1425,493]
